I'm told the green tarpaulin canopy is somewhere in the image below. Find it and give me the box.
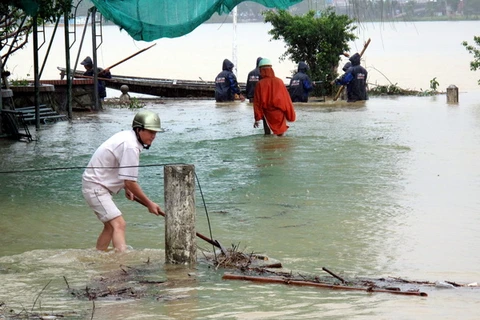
[91,0,302,41]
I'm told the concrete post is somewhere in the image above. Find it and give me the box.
[164,164,196,265]
[446,85,458,104]
[119,85,130,103]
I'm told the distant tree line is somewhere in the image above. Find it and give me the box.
[223,0,480,22]
[338,0,480,20]
[70,0,480,24]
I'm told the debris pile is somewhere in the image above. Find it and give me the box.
[203,246,479,298]
[201,243,283,271]
[2,246,479,319]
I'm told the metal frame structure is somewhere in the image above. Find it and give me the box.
[1,0,105,133]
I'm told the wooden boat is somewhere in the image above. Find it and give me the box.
[104,74,227,98]
[58,67,245,98]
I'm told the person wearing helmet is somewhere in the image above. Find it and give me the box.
[288,61,314,103]
[214,58,245,102]
[82,110,164,252]
[253,58,296,136]
[246,57,271,134]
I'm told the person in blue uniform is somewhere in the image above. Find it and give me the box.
[334,53,368,102]
[245,57,262,103]
[288,61,314,102]
[215,59,245,102]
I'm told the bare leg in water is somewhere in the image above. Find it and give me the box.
[262,117,271,135]
[96,216,127,252]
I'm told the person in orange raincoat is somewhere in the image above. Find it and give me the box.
[253,58,296,136]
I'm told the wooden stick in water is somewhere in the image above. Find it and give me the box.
[133,196,227,253]
[322,267,347,284]
[222,273,428,297]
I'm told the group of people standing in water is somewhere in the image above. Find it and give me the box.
[214,54,368,136]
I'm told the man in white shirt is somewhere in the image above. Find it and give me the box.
[82,110,164,252]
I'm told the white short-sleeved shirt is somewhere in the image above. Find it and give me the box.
[82,130,143,194]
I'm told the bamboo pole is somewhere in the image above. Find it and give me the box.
[73,44,156,82]
[333,38,371,101]
[222,273,428,297]
[133,196,227,253]
[105,43,156,71]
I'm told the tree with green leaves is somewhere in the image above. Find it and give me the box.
[263,8,357,96]
[462,36,480,85]
[1,0,72,76]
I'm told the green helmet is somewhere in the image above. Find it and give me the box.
[132,110,163,132]
[258,58,272,68]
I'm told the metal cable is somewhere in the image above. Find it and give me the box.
[0,163,219,259]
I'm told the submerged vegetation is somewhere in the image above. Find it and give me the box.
[369,84,438,96]
[369,77,442,96]
[125,97,146,109]
[366,65,444,96]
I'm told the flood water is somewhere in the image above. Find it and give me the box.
[1,21,480,319]
[4,20,480,92]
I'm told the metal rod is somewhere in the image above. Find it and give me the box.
[73,11,91,76]
[39,17,60,79]
[33,16,40,129]
[91,7,99,110]
[64,11,72,119]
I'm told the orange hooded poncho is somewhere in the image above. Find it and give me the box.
[253,66,296,135]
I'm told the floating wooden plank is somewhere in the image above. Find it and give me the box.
[222,273,428,297]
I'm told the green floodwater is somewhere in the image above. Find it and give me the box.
[1,95,480,319]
